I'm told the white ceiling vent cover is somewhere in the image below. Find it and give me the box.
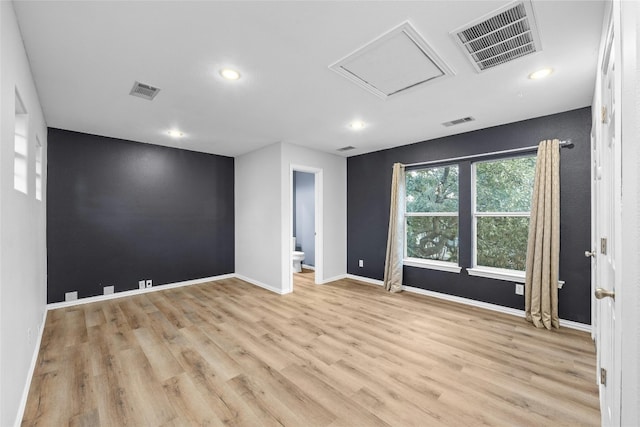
[442,116,475,127]
[329,21,455,99]
[337,146,356,152]
[451,0,542,72]
[129,81,161,100]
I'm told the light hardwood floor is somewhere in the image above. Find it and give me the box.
[22,270,600,426]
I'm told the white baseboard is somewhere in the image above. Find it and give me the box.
[14,309,48,427]
[46,274,235,310]
[318,273,347,285]
[345,273,384,286]
[46,272,295,310]
[344,274,591,333]
[234,274,289,295]
[557,319,591,332]
[301,264,315,270]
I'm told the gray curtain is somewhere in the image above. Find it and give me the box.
[525,139,560,329]
[383,163,405,293]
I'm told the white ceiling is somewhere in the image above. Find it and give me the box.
[13,1,605,158]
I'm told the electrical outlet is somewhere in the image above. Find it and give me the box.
[359,259,364,268]
[103,285,114,295]
[515,284,524,295]
[139,280,145,290]
[27,328,32,343]
[65,291,78,301]
[145,279,152,288]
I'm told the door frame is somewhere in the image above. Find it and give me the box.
[617,0,640,424]
[591,0,640,424]
[285,164,323,292]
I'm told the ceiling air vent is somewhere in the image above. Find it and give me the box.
[451,0,542,72]
[129,81,161,100]
[330,21,455,99]
[442,116,475,127]
[337,146,356,152]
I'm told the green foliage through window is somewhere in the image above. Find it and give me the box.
[405,165,459,262]
[476,157,536,212]
[474,155,536,271]
[406,166,459,213]
[476,217,529,270]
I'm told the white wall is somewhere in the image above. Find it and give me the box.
[0,2,48,425]
[235,142,346,294]
[235,142,283,293]
[619,1,640,424]
[281,143,346,289]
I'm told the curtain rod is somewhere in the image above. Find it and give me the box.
[402,140,573,169]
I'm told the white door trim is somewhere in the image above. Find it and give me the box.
[287,165,323,292]
[617,0,640,424]
[580,2,639,422]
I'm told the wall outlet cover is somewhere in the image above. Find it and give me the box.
[65,291,78,301]
[515,284,524,295]
[359,259,364,267]
[146,279,152,288]
[139,280,145,290]
[104,285,115,295]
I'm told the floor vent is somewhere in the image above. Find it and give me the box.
[337,146,356,152]
[129,81,161,100]
[330,21,455,99]
[442,116,475,127]
[451,1,541,72]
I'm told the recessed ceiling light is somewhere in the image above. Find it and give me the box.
[167,130,183,138]
[349,121,366,130]
[528,68,553,80]
[220,68,241,80]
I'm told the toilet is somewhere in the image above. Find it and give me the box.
[292,237,305,273]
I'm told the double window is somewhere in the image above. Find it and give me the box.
[404,155,536,278]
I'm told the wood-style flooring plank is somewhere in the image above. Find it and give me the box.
[22,269,600,426]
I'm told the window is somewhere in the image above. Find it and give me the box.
[35,136,42,201]
[405,165,461,272]
[470,155,536,279]
[14,90,28,194]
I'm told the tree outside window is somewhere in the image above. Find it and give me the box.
[473,156,536,271]
[405,165,459,263]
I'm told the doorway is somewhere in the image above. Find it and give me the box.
[293,171,315,272]
[287,165,323,292]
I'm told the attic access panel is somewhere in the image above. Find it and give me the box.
[330,22,455,99]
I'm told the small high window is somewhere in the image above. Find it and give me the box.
[35,136,42,201]
[14,89,28,194]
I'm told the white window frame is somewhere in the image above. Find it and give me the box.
[35,136,42,201]
[468,155,533,282]
[14,89,28,195]
[403,165,461,273]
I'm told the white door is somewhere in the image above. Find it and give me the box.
[593,19,620,427]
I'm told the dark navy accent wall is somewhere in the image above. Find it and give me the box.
[347,108,592,323]
[47,128,235,303]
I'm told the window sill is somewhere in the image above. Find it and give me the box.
[404,258,462,273]
[467,267,564,289]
